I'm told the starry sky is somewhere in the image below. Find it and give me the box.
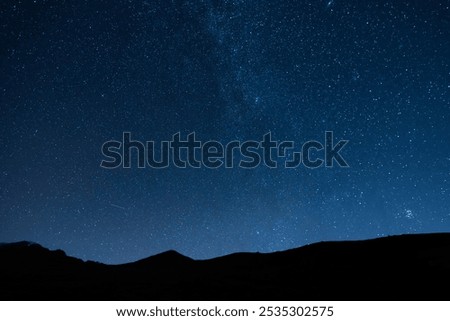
[1,0,449,264]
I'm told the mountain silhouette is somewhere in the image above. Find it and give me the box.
[1,233,450,300]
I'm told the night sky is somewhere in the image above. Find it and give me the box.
[1,0,449,264]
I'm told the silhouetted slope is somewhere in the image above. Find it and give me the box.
[1,233,449,300]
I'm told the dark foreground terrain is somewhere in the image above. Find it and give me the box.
[1,233,450,300]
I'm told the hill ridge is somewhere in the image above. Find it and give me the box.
[1,232,449,300]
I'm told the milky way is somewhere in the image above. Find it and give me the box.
[1,0,449,263]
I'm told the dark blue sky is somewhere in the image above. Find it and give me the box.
[1,0,449,264]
